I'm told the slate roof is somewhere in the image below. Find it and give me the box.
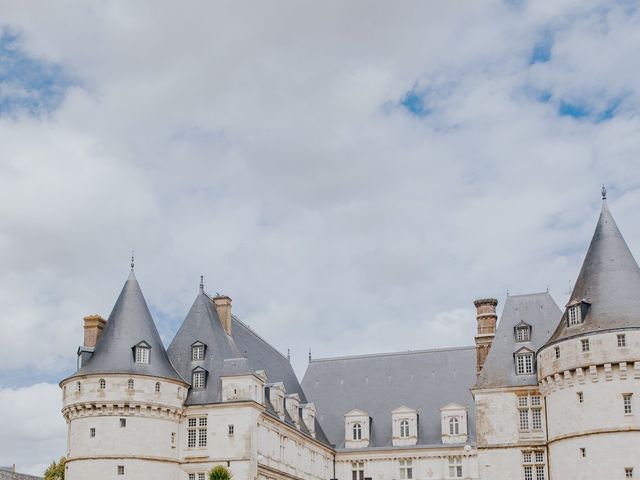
[301,346,477,449]
[0,470,42,480]
[475,292,561,389]
[546,199,640,345]
[65,271,184,383]
[166,291,331,445]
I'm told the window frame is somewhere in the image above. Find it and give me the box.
[191,342,206,361]
[567,305,581,326]
[581,338,590,352]
[187,416,208,448]
[351,461,364,480]
[448,456,463,478]
[623,394,633,415]
[192,368,206,390]
[399,459,413,480]
[352,422,362,440]
[449,417,460,435]
[515,352,534,375]
[618,334,627,347]
[399,419,410,438]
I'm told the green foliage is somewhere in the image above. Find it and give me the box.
[44,457,66,480]
[208,465,233,480]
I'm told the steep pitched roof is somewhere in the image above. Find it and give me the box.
[301,346,477,449]
[167,291,313,406]
[67,272,184,382]
[546,199,640,344]
[475,292,561,389]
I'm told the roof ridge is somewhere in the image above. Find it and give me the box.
[507,291,551,298]
[310,345,475,363]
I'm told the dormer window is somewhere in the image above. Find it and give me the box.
[515,351,534,375]
[353,422,362,440]
[515,322,531,342]
[134,341,151,364]
[567,304,582,326]
[192,368,206,389]
[400,419,410,438]
[191,342,205,361]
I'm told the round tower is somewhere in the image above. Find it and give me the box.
[538,198,640,479]
[60,272,188,480]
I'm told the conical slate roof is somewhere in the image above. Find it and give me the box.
[546,199,640,344]
[69,271,184,382]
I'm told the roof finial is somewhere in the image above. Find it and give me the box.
[200,275,204,292]
[130,250,135,271]
[308,348,312,362]
[602,184,607,200]
[287,348,291,362]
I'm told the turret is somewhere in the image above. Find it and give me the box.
[60,271,187,480]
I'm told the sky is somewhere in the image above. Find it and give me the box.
[1,0,640,475]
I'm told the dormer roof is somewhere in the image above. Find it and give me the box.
[546,199,640,345]
[66,272,184,383]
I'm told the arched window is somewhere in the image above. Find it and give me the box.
[449,417,459,435]
[134,343,150,364]
[155,382,161,393]
[127,379,134,390]
[400,419,410,438]
[352,422,362,440]
[99,379,106,389]
[76,381,81,393]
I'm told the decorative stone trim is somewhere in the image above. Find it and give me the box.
[62,401,184,421]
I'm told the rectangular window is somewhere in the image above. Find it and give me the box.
[193,371,206,389]
[448,456,463,478]
[189,474,195,480]
[519,409,529,430]
[117,465,124,475]
[198,474,206,480]
[624,394,633,414]
[351,462,364,480]
[618,334,627,347]
[577,392,584,403]
[580,448,586,458]
[532,409,542,430]
[581,339,590,352]
[192,344,205,360]
[135,347,149,364]
[524,466,533,480]
[523,450,545,480]
[518,394,543,433]
[516,353,534,375]
[555,346,560,359]
[568,305,581,326]
[399,459,412,479]
[120,418,126,428]
[228,424,234,436]
[626,467,634,478]
[187,416,207,448]
[90,428,96,438]
[517,327,530,342]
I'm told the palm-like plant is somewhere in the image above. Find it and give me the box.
[208,465,233,480]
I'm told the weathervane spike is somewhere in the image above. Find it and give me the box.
[130,250,135,271]
[602,184,607,200]
[200,275,204,292]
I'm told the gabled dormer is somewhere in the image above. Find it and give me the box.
[266,382,286,419]
[391,405,418,446]
[565,299,590,328]
[344,408,370,449]
[133,340,151,364]
[514,346,535,375]
[514,321,532,342]
[191,341,206,361]
[191,366,207,390]
[441,402,468,444]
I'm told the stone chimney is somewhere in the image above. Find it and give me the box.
[213,295,232,336]
[83,314,106,348]
[473,298,498,376]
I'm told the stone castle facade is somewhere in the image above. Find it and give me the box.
[60,197,639,479]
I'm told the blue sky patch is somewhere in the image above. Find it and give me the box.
[400,88,431,117]
[0,29,74,115]
[558,101,591,119]
[557,96,625,122]
[529,31,554,65]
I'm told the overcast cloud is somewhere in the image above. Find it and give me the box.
[1,0,640,474]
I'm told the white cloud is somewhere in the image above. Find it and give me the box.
[0,383,66,475]
[0,0,640,469]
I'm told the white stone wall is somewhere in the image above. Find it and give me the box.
[61,374,187,480]
[336,447,478,480]
[538,330,640,480]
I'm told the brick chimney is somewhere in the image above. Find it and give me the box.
[473,298,498,376]
[83,314,106,348]
[213,295,232,336]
